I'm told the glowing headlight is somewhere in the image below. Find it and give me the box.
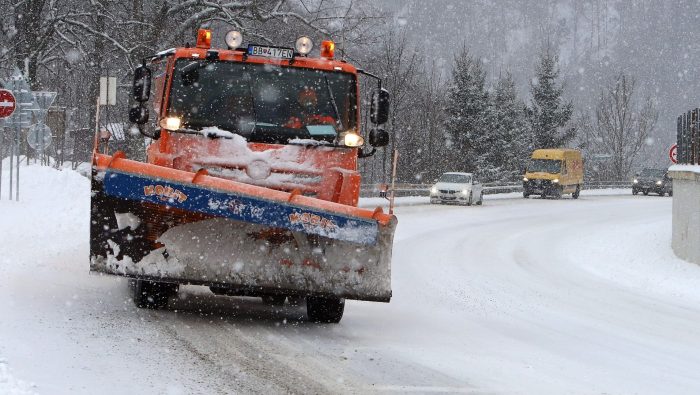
[656,180,663,185]
[342,132,364,147]
[295,36,313,55]
[159,116,181,131]
[461,189,469,195]
[225,30,243,49]
[633,179,638,184]
[430,187,437,194]
[523,177,529,182]
[552,179,559,183]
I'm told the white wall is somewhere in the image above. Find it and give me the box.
[670,167,700,264]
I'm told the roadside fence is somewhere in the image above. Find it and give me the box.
[360,180,630,198]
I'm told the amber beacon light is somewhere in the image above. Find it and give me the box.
[320,40,335,59]
[196,29,212,49]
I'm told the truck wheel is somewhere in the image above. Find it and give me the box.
[554,187,563,199]
[476,192,483,205]
[307,296,344,323]
[658,191,665,196]
[523,191,530,198]
[643,190,649,196]
[572,185,580,199]
[262,295,287,306]
[131,279,178,309]
[466,192,473,206]
[540,192,546,199]
[632,189,638,195]
[669,190,673,197]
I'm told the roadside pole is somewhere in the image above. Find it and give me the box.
[15,98,20,200]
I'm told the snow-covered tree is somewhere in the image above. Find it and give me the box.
[580,73,658,180]
[478,73,532,182]
[444,46,489,172]
[528,47,575,149]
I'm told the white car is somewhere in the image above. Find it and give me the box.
[429,172,483,206]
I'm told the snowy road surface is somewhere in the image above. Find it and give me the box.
[2,166,700,394]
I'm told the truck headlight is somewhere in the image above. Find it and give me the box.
[342,132,364,147]
[633,179,638,184]
[430,187,437,194]
[552,178,559,183]
[159,116,181,131]
[656,180,663,185]
[523,177,528,182]
[461,189,469,195]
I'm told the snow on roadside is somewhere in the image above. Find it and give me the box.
[0,360,36,395]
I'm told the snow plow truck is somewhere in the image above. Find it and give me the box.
[90,29,395,323]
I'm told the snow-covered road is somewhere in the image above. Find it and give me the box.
[2,166,700,394]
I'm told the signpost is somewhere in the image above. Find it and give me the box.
[0,67,58,200]
[0,89,16,118]
[670,144,678,164]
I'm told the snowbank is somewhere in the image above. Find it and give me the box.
[0,360,36,395]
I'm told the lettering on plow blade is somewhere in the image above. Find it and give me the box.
[102,170,379,245]
[143,184,188,203]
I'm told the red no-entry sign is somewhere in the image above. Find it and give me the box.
[0,89,16,118]
[670,144,678,164]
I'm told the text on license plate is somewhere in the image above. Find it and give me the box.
[247,45,293,59]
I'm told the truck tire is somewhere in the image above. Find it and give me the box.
[554,186,563,199]
[669,190,673,197]
[643,190,649,196]
[632,189,638,195]
[131,279,178,309]
[523,191,530,198]
[572,185,580,199]
[262,295,287,306]
[476,192,483,205]
[466,192,473,206]
[307,296,344,323]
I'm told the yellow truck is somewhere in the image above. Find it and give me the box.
[522,149,583,199]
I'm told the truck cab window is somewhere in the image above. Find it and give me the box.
[168,60,357,144]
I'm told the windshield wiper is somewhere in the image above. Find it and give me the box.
[248,78,258,135]
[324,75,342,130]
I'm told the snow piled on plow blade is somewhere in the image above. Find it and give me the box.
[92,217,396,301]
[91,162,397,302]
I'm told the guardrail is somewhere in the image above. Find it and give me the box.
[360,181,630,198]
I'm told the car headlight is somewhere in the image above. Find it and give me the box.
[633,179,638,184]
[430,187,437,194]
[523,177,529,182]
[552,179,559,183]
[656,180,662,185]
[461,189,469,195]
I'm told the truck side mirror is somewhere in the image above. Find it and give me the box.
[370,88,390,125]
[369,127,389,147]
[129,104,149,124]
[132,65,152,102]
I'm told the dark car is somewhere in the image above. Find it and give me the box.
[632,168,673,196]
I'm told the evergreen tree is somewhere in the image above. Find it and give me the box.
[478,73,532,182]
[444,46,489,172]
[529,48,575,148]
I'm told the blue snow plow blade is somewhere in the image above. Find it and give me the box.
[101,169,379,245]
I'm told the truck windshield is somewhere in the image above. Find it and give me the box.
[528,159,561,174]
[438,174,471,183]
[168,59,357,144]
